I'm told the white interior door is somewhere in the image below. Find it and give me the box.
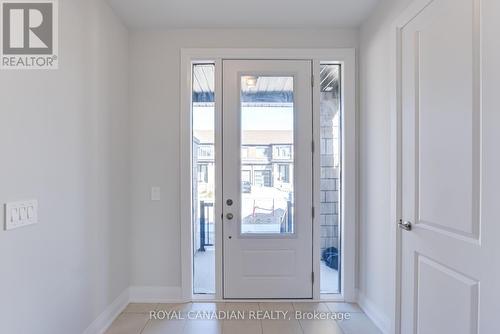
[400,0,499,332]
[222,60,313,299]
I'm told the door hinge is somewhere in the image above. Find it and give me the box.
[312,206,315,219]
[311,75,314,87]
[311,271,315,283]
[311,140,315,153]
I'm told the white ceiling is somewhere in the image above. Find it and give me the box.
[106,0,380,29]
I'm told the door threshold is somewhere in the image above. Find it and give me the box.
[192,295,345,303]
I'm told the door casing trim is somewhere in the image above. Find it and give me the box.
[180,48,356,302]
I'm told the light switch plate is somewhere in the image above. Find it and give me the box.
[4,200,38,230]
[151,187,161,201]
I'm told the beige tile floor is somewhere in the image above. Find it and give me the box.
[106,302,381,334]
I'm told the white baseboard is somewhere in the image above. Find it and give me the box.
[356,289,391,334]
[83,288,130,334]
[83,286,185,334]
[129,286,185,303]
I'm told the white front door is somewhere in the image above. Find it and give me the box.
[222,60,313,299]
[400,0,499,332]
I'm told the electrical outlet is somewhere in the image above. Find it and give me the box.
[4,200,38,230]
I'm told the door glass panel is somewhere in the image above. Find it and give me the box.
[240,76,294,234]
[319,64,341,294]
[192,63,215,294]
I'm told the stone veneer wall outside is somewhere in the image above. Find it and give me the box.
[319,94,340,253]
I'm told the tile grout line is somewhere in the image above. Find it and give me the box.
[292,302,306,334]
[138,319,150,334]
[138,303,157,334]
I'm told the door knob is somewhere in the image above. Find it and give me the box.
[398,219,412,231]
[226,213,234,220]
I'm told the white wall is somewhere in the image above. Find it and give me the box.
[358,0,413,332]
[0,1,129,333]
[128,29,358,288]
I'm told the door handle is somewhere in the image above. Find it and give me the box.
[226,213,234,220]
[398,220,412,231]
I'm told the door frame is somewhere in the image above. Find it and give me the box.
[180,48,356,302]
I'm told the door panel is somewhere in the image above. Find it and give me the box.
[415,255,479,334]
[400,0,483,332]
[415,0,480,238]
[223,60,312,299]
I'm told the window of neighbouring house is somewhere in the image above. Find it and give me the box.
[278,164,290,183]
[197,164,208,183]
